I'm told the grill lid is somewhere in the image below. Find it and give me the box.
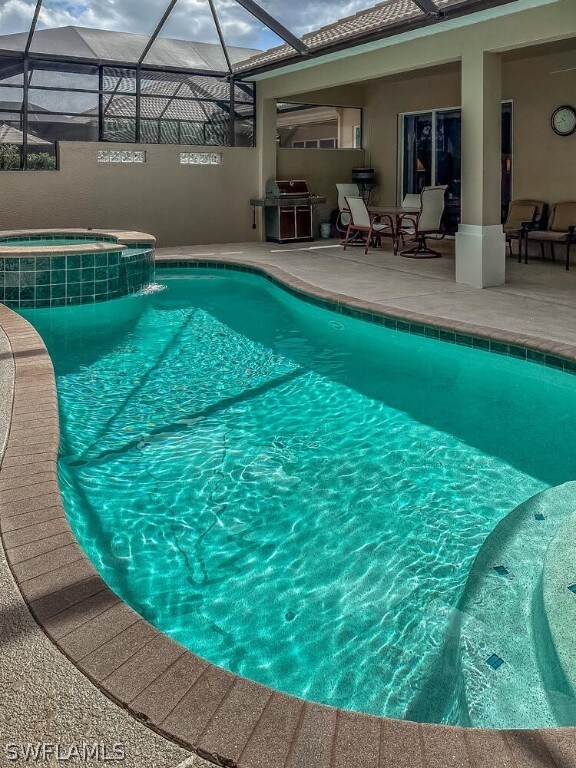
[266,179,310,197]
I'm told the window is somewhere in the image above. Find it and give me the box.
[292,138,337,149]
[278,103,361,149]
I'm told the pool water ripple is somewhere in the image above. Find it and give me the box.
[20,270,576,728]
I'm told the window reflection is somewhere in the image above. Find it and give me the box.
[403,113,432,195]
[402,105,512,232]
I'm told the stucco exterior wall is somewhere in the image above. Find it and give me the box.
[0,143,260,248]
[362,67,462,205]
[277,147,366,222]
[503,49,576,206]
[0,141,365,245]
[338,108,362,149]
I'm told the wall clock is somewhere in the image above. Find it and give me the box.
[551,105,576,136]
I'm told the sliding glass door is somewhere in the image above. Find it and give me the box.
[501,102,513,221]
[402,112,433,195]
[400,104,512,233]
[435,108,461,198]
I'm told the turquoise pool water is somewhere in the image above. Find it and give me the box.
[20,269,576,727]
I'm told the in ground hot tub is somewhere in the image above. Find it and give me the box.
[0,229,155,308]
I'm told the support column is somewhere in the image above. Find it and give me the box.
[255,94,277,241]
[455,50,505,288]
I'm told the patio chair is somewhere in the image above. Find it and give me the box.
[502,199,545,259]
[399,185,447,258]
[343,196,395,255]
[336,183,360,233]
[402,194,421,207]
[525,201,576,270]
[397,193,421,249]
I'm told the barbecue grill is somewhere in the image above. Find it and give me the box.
[251,180,326,244]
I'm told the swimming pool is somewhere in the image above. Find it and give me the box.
[20,268,576,729]
[0,229,155,308]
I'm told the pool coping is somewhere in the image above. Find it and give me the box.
[0,228,156,247]
[1,255,576,768]
[0,243,129,257]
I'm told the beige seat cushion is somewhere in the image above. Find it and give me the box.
[527,230,570,243]
[504,203,537,234]
[549,201,576,232]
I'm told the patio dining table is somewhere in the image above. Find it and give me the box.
[368,204,420,254]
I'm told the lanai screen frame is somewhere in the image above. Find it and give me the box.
[0,0,508,168]
[0,0,309,166]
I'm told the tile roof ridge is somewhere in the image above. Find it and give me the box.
[234,0,418,70]
[299,0,397,42]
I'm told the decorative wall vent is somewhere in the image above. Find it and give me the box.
[98,150,146,163]
[180,152,223,165]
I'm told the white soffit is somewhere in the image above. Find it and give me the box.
[247,0,561,81]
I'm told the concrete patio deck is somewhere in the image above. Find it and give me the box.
[2,238,576,768]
